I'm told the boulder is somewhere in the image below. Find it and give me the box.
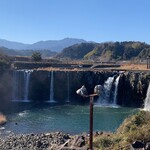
[131,141,145,149]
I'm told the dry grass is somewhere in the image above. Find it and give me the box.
[120,63,148,70]
[0,113,7,125]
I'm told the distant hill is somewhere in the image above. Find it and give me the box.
[0,38,86,52]
[27,38,86,52]
[0,39,29,50]
[55,43,97,59]
[0,47,57,58]
[55,41,150,61]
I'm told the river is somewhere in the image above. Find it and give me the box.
[1,103,137,136]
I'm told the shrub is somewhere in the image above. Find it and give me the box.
[93,134,113,150]
[31,52,42,61]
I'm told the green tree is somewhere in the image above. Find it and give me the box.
[0,54,11,71]
[31,52,42,61]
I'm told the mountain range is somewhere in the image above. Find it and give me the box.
[1,38,149,61]
[0,38,86,52]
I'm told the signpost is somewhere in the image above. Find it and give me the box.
[76,85,102,150]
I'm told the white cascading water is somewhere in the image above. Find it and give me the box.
[24,70,32,102]
[99,76,115,104]
[113,75,121,104]
[66,72,70,102]
[49,71,56,102]
[12,70,32,102]
[144,83,150,111]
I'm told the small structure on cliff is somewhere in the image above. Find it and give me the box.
[147,55,150,69]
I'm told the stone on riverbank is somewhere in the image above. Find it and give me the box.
[0,114,6,125]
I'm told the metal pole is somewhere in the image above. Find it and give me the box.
[89,96,93,150]
[148,57,150,69]
[147,57,148,69]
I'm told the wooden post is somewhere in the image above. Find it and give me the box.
[149,57,150,69]
[89,96,93,150]
[147,56,148,69]
[89,94,98,150]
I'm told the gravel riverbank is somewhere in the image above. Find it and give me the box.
[0,132,88,150]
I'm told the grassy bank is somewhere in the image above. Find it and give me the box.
[93,110,150,150]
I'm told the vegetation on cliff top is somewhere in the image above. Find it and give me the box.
[56,41,150,61]
[93,111,150,150]
[31,52,42,61]
[0,53,11,71]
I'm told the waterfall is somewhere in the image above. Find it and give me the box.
[99,76,115,104]
[66,72,70,102]
[12,70,32,102]
[113,75,120,104]
[144,83,150,111]
[23,70,32,102]
[49,71,56,102]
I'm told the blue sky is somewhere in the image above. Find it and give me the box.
[0,0,150,44]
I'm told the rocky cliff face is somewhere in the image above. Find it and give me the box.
[28,70,114,103]
[0,70,150,108]
[118,72,150,107]
[0,71,12,111]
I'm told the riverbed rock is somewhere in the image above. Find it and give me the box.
[131,141,145,149]
[70,135,86,147]
[145,142,150,150]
